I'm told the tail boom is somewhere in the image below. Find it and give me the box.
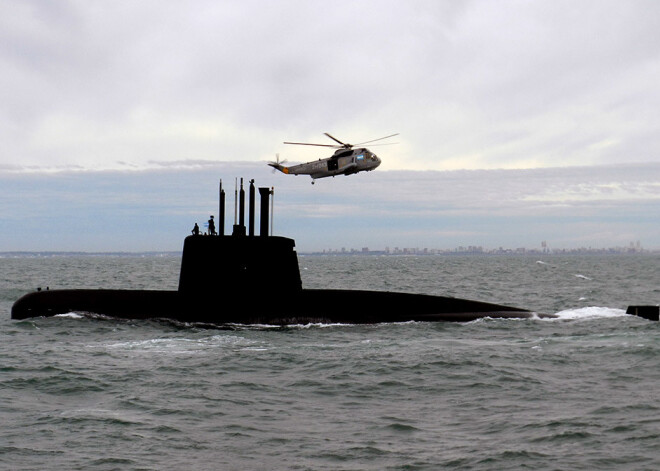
[268,162,290,174]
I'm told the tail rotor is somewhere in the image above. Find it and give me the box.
[268,153,288,174]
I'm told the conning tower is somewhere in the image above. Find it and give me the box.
[177,179,302,302]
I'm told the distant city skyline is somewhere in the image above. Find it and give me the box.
[305,240,653,256]
[2,241,654,257]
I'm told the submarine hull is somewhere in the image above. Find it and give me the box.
[11,288,553,323]
[11,183,559,324]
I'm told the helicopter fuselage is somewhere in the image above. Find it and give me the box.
[272,148,381,180]
[269,132,396,182]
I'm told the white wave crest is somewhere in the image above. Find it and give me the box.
[573,274,592,280]
[54,312,84,319]
[553,306,627,320]
[101,334,259,353]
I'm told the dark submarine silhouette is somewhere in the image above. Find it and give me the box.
[11,178,658,324]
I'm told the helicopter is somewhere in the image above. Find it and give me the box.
[268,133,398,184]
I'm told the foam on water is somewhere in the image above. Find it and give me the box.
[573,273,593,280]
[54,312,84,319]
[553,306,628,320]
[100,334,263,354]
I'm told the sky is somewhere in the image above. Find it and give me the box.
[1,0,659,252]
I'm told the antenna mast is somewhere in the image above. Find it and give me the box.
[219,179,225,236]
[270,187,274,236]
[234,178,238,226]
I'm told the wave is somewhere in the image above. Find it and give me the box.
[54,312,85,319]
[552,306,628,320]
[573,274,593,280]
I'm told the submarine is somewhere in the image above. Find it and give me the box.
[11,178,657,324]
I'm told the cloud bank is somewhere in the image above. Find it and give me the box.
[1,0,659,172]
[1,162,658,252]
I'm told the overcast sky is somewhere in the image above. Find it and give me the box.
[1,1,659,251]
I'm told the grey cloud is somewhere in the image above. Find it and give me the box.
[1,1,659,172]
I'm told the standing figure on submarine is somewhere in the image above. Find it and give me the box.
[207,216,216,235]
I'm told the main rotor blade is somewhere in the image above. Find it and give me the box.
[283,141,340,148]
[354,133,399,146]
[324,133,349,147]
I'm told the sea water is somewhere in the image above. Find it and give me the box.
[1,254,659,470]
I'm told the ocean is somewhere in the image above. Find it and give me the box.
[1,254,659,470]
